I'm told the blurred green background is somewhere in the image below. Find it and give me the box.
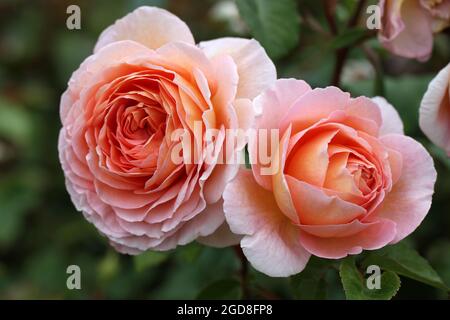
[0,0,449,299]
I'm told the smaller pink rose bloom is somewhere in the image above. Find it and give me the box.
[379,0,450,61]
[224,79,437,277]
[420,63,450,156]
[59,6,276,254]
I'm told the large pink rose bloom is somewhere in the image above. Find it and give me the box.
[420,63,450,155]
[58,6,276,254]
[379,0,450,61]
[224,79,436,277]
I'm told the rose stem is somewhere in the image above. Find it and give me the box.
[233,245,250,299]
[331,0,367,87]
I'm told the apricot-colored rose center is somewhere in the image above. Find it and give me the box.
[285,123,386,210]
[91,69,175,176]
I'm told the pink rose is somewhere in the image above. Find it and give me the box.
[420,63,450,156]
[58,6,275,254]
[223,79,436,277]
[378,0,450,61]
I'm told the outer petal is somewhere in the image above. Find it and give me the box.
[61,40,153,124]
[372,96,404,136]
[223,170,310,277]
[280,87,351,134]
[199,37,276,100]
[419,63,450,154]
[253,79,312,128]
[94,6,195,53]
[299,219,397,259]
[197,220,242,248]
[250,79,311,190]
[379,0,433,61]
[371,134,437,243]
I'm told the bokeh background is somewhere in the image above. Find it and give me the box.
[0,0,449,299]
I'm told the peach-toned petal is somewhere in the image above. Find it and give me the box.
[61,41,153,124]
[345,96,383,130]
[286,129,339,187]
[420,0,450,21]
[286,175,366,225]
[419,63,450,154]
[299,219,372,238]
[223,170,310,277]
[272,126,300,224]
[255,79,312,128]
[199,37,276,100]
[371,134,436,242]
[197,206,242,248]
[299,219,397,259]
[250,79,311,190]
[372,96,404,136]
[280,87,352,134]
[94,6,195,53]
[156,198,223,250]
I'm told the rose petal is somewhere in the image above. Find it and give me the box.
[199,37,276,100]
[372,96,405,136]
[223,170,310,277]
[419,63,450,154]
[280,87,352,134]
[286,175,366,225]
[379,0,433,61]
[94,6,195,53]
[249,79,311,190]
[369,134,436,243]
[197,201,242,248]
[299,218,397,259]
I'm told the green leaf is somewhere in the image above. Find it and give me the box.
[197,279,241,300]
[362,242,448,291]
[427,241,450,288]
[133,251,169,272]
[0,172,39,247]
[331,28,370,49]
[0,98,33,147]
[429,144,450,171]
[346,75,433,135]
[291,257,334,299]
[340,257,401,300]
[98,251,120,282]
[178,242,203,263]
[235,0,300,59]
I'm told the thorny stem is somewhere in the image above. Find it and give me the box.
[233,245,250,299]
[361,43,385,95]
[330,0,368,87]
[322,0,338,35]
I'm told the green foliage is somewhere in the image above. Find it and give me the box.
[0,170,40,248]
[0,0,448,300]
[346,74,434,135]
[427,241,450,289]
[235,0,300,59]
[362,242,448,291]
[0,98,33,147]
[331,28,370,49]
[197,279,241,300]
[134,251,170,272]
[340,257,401,300]
[291,257,334,299]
